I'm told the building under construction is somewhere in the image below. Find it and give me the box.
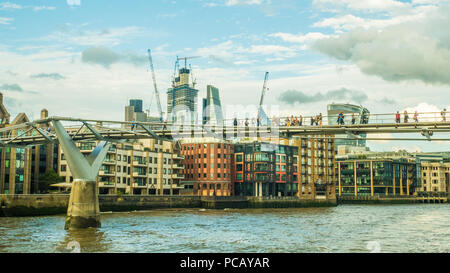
[167,67,199,124]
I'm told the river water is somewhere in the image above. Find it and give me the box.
[0,204,449,253]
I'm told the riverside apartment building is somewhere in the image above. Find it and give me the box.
[58,135,185,195]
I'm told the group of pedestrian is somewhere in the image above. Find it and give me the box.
[395,108,447,123]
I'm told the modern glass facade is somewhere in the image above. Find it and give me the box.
[336,159,417,196]
[233,142,298,197]
[129,99,143,113]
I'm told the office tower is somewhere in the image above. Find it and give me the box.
[202,85,224,125]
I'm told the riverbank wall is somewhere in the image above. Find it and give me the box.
[337,195,448,204]
[0,194,338,217]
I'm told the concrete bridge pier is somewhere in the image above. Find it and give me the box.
[65,180,100,229]
[52,120,110,229]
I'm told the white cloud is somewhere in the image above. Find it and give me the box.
[269,32,329,43]
[248,45,295,56]
[67,0,81,6]
[225,0,263,6]
[0,2,22,10]
[42,26,144,46]
[312,0,411,13]
[0,17,13,25]
[313,4,450,85]
[34,6,56,11]
[313,5,436,31]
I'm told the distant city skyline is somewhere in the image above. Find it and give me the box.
[1,0,450,152]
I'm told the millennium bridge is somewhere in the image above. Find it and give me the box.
[1,112,450,229]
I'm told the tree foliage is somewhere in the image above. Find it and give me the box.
[38,169,63,193]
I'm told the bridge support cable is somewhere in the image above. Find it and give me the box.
[52,120,110,230]
[31,124,55,143]
[82,122,105,141]
[136,123,159,139]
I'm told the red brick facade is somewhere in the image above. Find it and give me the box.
[181,142,234,196]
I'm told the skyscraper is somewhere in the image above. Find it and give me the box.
[202,85,223,125]
[167,68,199,124]
[129,99,143,113]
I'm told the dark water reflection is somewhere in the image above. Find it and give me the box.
[0,205,449,253]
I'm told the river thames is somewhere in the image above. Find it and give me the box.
[0,204,449,253]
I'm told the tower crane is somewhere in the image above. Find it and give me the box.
[147,49,164,122]
[257,72,270,126]
[177,56,201,69]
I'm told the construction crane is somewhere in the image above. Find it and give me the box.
[177,56,201,69]
[257,72,270,126]
[147,49,164,122]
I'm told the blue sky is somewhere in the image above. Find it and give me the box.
[1,0,450,152]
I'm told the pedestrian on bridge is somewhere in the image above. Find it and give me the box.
[404,110,409,123]
[337,112,344,126]
[361,114,367,124]
[413,111,419,123]
[395,111,401,123]
[442,108,447,122]
[318,113,323,126]
[310,116,314,126]
[299,115,303,126]
[351,113,356,125]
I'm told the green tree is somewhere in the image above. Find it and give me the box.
[39,169,63,193]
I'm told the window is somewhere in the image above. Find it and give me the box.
[236,154,243,162]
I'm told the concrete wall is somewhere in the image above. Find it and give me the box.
[248,196,337,208]
[99,195,202,212]
[0,194,69,216]
[338,195,447,204]
[1,194,337,217]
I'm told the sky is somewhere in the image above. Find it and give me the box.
[1,0,450,152]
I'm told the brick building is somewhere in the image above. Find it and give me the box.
[180,139,234,196]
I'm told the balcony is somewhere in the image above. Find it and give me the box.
[132,172,147,177]
[172,154,184,160]
[132,183,147,188]
[172,173,185,179]
[133,160,146,166]
[172,163,184,169]
[99,182,115,187]
[99,170,115,176]
[103,159,116,165]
